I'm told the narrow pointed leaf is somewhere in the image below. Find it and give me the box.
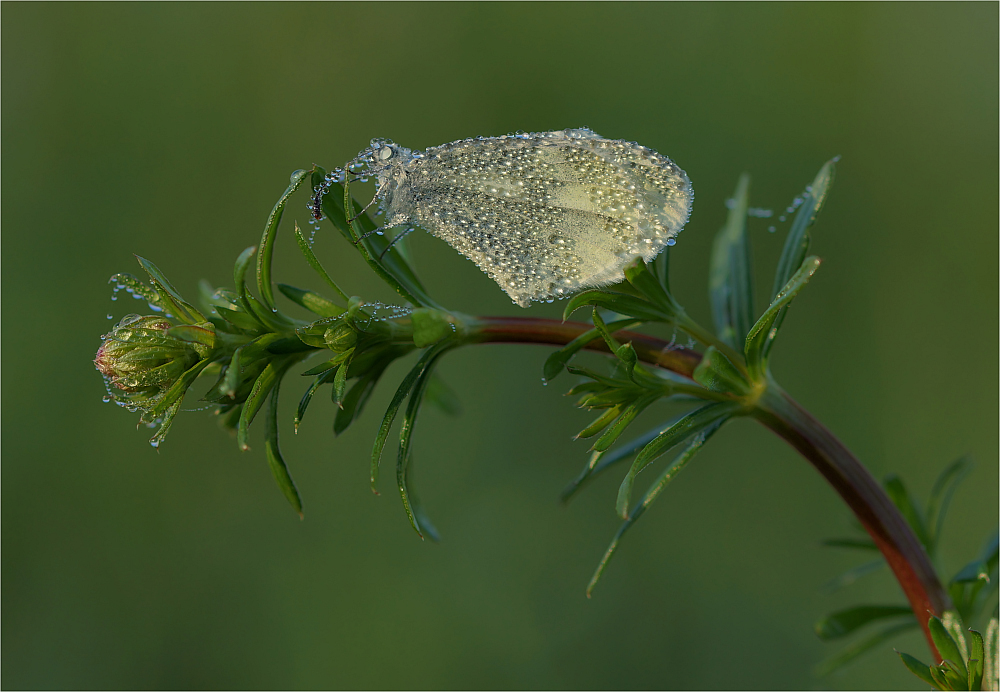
[576,405,625,439]
[370,342,450,491]
[424,373,461,416]
[968,629,985,691]
[616,402,737,517]
[984,616,998,692]
[149,360,210,418]
[264,377,303,518]
[135,256,206,325]
[693,345,750,395]
[822,537,879,551]
[772,158,836,299]
[149,398,183,448]
[543,318,640,382]
[709,172,754,349]
[292,222,351,303]
[332,349,354,408]
[396,353,443,539]
[930,615,968,680]
[319,179,435,307]
[563,290,671,322]
[257,169,311,312]
[823,559,885,593]
[927,455,974,550]
[814,621,917,676]
[943,611,970,664]
[341,177,427,307]
[561,418,684,503]
[237,361,282,452]
[744,256,821,377]
[335,371,381,436]
[815,605,914,641]
[884,474,932,552]
[295,368,336,432]
[897,651,941,689]
[587,418,723,596]
[215,305,263,332]
[592,394,658,452]
[624,258,679,317]
[277,283,344,318]
[232,245,264,327]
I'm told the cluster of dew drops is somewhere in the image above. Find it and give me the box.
[725,184,814,234]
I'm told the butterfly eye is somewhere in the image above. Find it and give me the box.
[379,146,394,161]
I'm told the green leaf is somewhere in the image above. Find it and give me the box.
[149,359,210,419]
[237,361,282,452]
[542,318,641,383]
[943,611,970,664]
[576,405,625,439]
[772,158,836,301]
[214,305,262,332]
[709,172,754,350]
[623,258,680,317]
[930,615,969,680]
[823,559,884,593]
[317,178,435,307]
[561,418,685,503]
[968,629,985,691]
[257,169,311,312]
[744,255,821,379]
[264,376,303,518]
[884,474,932,552]
[814,621,918,676]
[616,402,738,517]
[277,283,345,318]
[815,605,914,641]
[587,418,724,596]
[332,349,354,408]
[927,455,974,551]
[291,222,351,304]
[341,176,429,308]
[821,537,879,551]
[370,342,451,491]
[135,256,207,325]
[692,346,751,395]
[591,394,658,452]
[897,651,941,689]
[424,373,461,416]
[149,398,183,449]
[396,352,442,539]
[231,245,264,326]
[295,368,336,432]
[984,615,998,692]
[563,290,671,323]
[952,535,996,585]
[335,371,381,436]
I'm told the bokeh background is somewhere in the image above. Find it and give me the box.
[3,3,997,689]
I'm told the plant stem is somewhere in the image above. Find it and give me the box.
[471,315,950,661]
[754,383,950,661]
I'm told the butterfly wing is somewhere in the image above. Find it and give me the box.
[402,129,692,308]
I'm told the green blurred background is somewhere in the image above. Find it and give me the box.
[3,3,997,689]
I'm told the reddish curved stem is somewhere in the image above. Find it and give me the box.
[471,315,950,660]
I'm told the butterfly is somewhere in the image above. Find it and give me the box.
[316,129,693,308]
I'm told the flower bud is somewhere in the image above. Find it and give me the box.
[323,322,358,352]
[95,315,201,396]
